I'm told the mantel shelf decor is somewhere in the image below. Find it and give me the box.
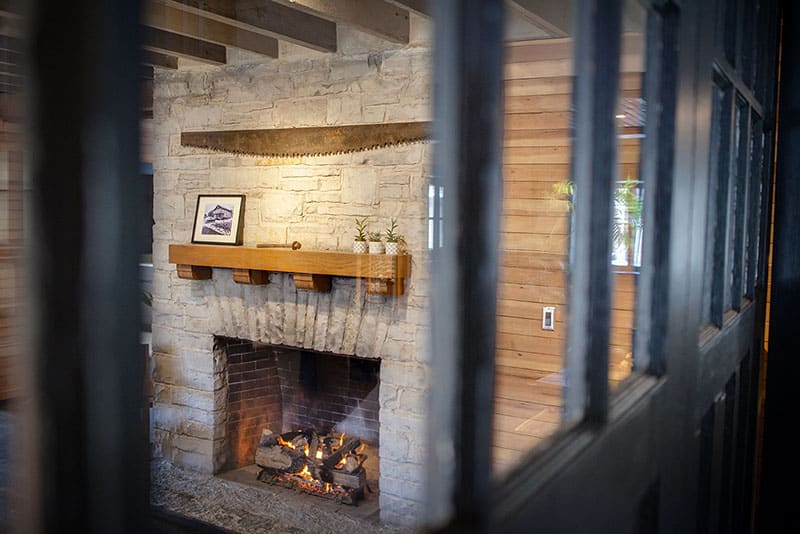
[168,244,411,296]
[180,121,431,158]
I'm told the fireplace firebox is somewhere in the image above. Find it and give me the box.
[217,337,380,503]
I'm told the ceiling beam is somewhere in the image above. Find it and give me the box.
[385,0,429,18]
[273,0,409,44]
[164,0,337,53]
[146,1,278,58]
[143,27,227,65]
[142,49,179,69]
[506,0,571,38]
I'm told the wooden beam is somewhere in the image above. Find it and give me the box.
[385,0,430,18]
[142,49,178,69]
[273,0,409,44]
[506,0,572,38]
[143,26,227,65]
[165,0,337,53]
[147,1,278,58]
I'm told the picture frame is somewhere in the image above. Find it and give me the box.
[191,194,246,245]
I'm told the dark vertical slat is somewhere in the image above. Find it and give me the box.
[705,74,732,327]
[696,404,717,534]
[744,117,763,298]
[633,1,679,375]
[729,96,749,310]
[564,0,622,424]
[760,1,800,530]
[717,374,738,534]
[426,1,505,530]
[25,0,147,531]
[732,351,753,534]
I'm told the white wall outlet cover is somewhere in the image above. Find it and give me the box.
[542,306,555,330]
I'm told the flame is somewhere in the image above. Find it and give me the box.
[277,436,294,449]
[339,433,345,447]
[336,456,346,468]
[315,450,323,460]
[298,464,313,480]
[304,444,310,457]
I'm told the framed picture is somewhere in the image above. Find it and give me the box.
[191,194,246,245]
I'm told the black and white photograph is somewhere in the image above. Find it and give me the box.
[191,194,245,245]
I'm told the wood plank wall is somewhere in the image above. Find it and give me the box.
[493,36,643,474]
[0,122,22,400]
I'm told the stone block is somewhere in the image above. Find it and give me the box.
[183,105,224,128]
[341,167,379,205]
[260,191,303,219]
[171,447,214,475]
[380,474,424,503]
[326,95,363,124]
[280,176,318,191]
[359,145,423,166]
[380,494,424,527]
[154,194,184,222]
[274,97,327,127]
[156,156,210,172]
[380,361,428,389]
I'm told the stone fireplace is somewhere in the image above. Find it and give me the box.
[220,337,380,472]
[150,22,431,527]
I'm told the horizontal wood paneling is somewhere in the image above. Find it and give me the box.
[493,35,644,472]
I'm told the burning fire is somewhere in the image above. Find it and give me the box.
[260,430,363,504]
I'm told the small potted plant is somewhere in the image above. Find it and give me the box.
[384,218,404,255]
[353,217,368,254]
[367,231,384,254]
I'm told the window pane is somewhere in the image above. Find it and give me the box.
[609,0,646,389]
[492,2,576,477]
[703,74,734,330]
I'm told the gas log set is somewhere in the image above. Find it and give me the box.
[255,428,368,505]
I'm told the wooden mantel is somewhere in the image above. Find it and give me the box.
[168,244,411,296]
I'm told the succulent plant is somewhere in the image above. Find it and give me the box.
[354,217,368,241]
[385,218,403,243]
[367,231,383,242]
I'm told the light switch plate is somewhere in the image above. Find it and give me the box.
[542,306,555,330]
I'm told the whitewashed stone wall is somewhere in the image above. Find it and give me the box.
[151,21,432,527]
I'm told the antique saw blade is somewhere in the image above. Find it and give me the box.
[181,122,432,158]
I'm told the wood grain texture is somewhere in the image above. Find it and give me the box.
[170,244,410,295]
[272,0,409,44]
[146,1,279,58]
[177,264,212,279]
[232,268,269,284]
[170,244,409,279]
[143,26,227,65]
[293,273,331,291]
[162,0,337,53]
[492,36,644,471]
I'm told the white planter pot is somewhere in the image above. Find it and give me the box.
[368,241,384,254]
[385,242,400,255]
[353,240,368,254]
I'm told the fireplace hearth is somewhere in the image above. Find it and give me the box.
[218,337,380,505]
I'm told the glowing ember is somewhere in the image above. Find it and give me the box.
[256,429,366,505]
